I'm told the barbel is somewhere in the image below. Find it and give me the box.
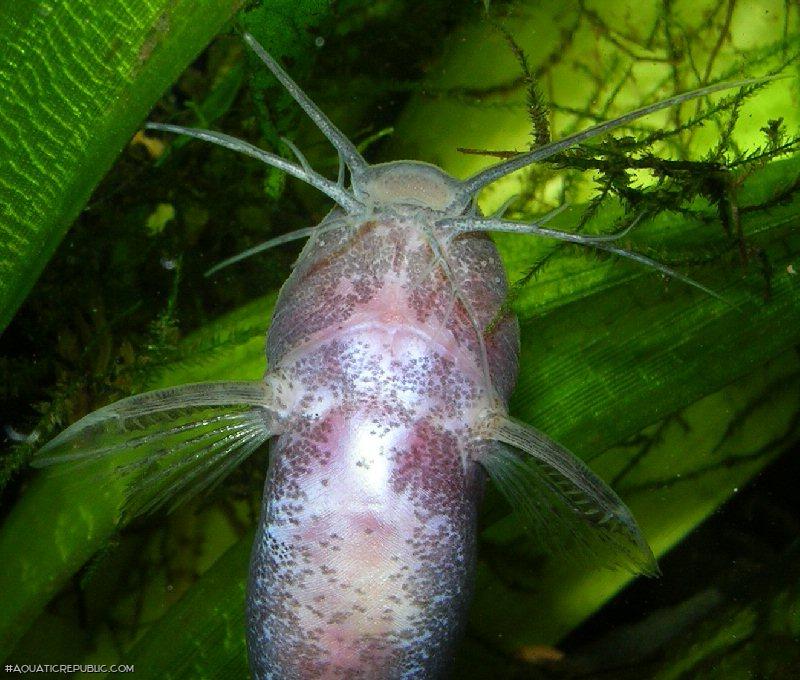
[34,31,770,679]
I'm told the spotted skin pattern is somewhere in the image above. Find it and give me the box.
[247,209,518,678]
[33,33,689,679]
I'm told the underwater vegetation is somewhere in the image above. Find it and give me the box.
[1,0,799,677]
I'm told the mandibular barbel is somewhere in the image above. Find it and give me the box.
[34,30,770,679]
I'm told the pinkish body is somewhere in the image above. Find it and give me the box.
[247,205,518,678]
[40,30,727,680]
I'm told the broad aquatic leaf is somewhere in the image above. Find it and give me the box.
[0,0,245,334]
[126,532,254,679]
[0,298,275,660]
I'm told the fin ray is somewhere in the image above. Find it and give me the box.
[33,381,279,521]
[479,415,658,575]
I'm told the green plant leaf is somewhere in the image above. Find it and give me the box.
[0,0,245,334]
[0,294,274,660]
[649,546,800,679]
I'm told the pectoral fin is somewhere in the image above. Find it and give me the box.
[33,381,280,521]
[478,415,658,576]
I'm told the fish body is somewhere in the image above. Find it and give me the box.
[35,29,745,680]
[247,209,517,677]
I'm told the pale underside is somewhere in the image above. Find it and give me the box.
[30,28,771,613]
